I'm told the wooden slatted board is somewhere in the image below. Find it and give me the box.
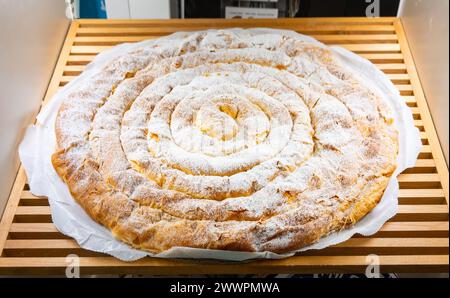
[0,18,448,275]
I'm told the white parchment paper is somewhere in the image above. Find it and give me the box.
[19,28,422,261]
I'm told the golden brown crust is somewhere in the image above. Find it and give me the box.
[52,30,398,254]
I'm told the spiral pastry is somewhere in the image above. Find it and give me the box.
[52,30,398,253]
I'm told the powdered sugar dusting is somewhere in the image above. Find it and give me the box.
[51,29,398,253]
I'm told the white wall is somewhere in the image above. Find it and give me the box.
[0,0,69,215]
[399,0,449,165]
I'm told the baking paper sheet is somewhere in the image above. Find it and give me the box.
[19,28,422,261]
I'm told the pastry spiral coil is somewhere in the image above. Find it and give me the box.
[52,30,398,253]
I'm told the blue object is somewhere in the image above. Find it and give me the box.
[79,0,107,19]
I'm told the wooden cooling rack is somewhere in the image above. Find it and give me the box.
[0,18,448,275]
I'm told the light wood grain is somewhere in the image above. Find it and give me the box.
[0,255,447,275]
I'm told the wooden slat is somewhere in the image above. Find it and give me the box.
[398,173,441,189]
[66,55,96,65]
[359,53,403,63]
[19,191,44,199]
[314,34,398,43]
[389,73,410,84]
[0,169,27,256]
[415,120,425,130]
[5,238,446,250]
[337,43,401,53]
[76,24,397,36]
[419,146,432,159]
[76,17,396,26]
[334,238,448,249]
[70,45,111,54]
[4,238,447,258]
[15,206,51,215]
[10,223,59,234]
[74,36,155,45]
[399,188,445,198]
[73,34,399,46]
[0,255,447,275]
[63,65,85,74]
[396,85,414,95]
[8,223,68,240]
[415,159,435,168]
[398,189,446,205]
[394,205,448,221]
[374,221,448,237]
[376,63,407,73]
[419,132,429,143]
[404,96,417,106]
